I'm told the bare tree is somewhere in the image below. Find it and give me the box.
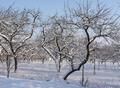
[0,44,11,78]
[63,1,117,80]
[37,16,76,72]
[0,8,41,73]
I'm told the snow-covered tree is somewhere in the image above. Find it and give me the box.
[37,16,77,72]
[0,8,41,77]
[63,0,118,81]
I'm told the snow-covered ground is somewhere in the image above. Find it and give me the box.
[0,76,80,88]
[0,62,120,88]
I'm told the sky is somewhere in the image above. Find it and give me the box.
[0,0,119,16]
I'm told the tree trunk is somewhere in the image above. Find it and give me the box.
[93,59,96,75]
[42,58,45,64]
[6,55,10,78]
[70,59,74,70]
[14,57,18,73]
[64,59,88,80]
[63,29,90,80]
[98,61,100,70]
[55,60,61,72]
[81,65,84,86]
[104,61,106,70]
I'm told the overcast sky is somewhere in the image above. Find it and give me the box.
[0,0,119,16]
